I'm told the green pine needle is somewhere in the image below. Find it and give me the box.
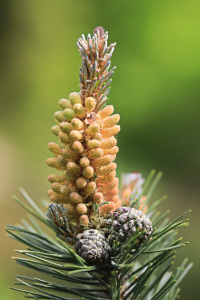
[7,171,192,299]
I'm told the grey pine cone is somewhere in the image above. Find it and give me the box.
[103,207,153,250]
[75,229,110,265]
[47,203,75,243]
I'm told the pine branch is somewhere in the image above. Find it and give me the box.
[6,26,192,300]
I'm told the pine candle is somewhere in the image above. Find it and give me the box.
[47,27,121,226]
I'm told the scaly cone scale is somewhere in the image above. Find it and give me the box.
[46,27,121,227]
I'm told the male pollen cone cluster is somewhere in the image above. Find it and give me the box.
[46,27,122,226]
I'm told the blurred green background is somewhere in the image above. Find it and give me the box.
[1,0,199,299]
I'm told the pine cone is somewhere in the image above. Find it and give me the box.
[47,203,75,243]
[103,207,153,250]
[75,229,110,265]
[46,27,122,226]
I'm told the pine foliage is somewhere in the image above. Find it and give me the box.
[7,172,192,299]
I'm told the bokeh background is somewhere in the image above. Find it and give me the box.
[1,0,200,299]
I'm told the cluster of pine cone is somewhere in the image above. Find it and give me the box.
[75,206,153,265]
